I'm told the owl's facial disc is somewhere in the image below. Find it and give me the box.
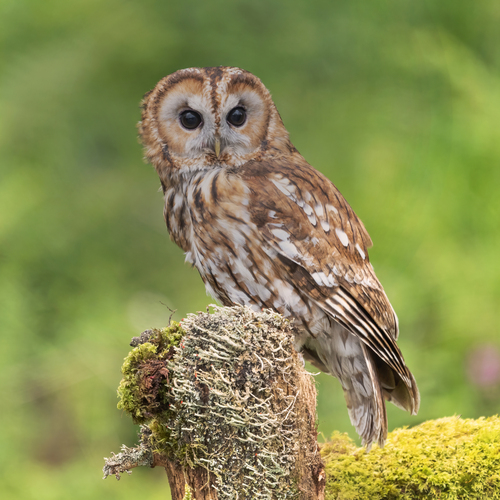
[156,79,217,160]
[158,88,266,162]
[148,69,288,169]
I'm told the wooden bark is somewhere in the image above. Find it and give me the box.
[163,460,216,500]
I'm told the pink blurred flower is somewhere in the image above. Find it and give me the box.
[467,344,500,388]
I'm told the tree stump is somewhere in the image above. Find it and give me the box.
[103,305,325,499]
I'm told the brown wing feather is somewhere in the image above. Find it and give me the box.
[240,156,397,334]
[240,155,419,414]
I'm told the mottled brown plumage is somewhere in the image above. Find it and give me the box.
[139,66,420,447]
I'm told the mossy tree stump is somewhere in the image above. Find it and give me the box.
[104,306,325,499]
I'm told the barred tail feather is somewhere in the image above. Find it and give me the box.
[313,326,388,448]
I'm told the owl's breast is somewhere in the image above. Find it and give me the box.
[163,168,342,350]
[163,167,256,271]
[163,170,291,305]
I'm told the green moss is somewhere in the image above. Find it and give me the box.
[182,485,193,500]
[151,322,185,355]
[117,343,158,422]
[117,322,185,424]
[322,416,500,500]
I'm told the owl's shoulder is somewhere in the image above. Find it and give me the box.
[238,154,372,249]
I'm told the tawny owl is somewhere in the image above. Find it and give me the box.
[139,66,419,447]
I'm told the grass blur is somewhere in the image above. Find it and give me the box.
[1,1,499,498]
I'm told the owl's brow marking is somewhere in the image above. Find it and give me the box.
[152,72,204,116]
[207,69,224,123]
[228,73,259,89]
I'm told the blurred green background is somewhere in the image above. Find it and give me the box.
[1,0,500,498]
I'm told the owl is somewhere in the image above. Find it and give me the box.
[139,66,419,448]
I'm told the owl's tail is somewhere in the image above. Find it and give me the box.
[347,343,388,449]
[312,327,392,448]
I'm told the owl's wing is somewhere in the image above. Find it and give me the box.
[240,157,419,414]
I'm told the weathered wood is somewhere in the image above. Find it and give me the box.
[163,460,216,500]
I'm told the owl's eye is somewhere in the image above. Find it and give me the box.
[180,110,202,130]
[227,107,246,127]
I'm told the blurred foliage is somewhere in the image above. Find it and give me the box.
[1,0,499,498]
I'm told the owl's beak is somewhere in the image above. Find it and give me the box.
[214,136,221,158]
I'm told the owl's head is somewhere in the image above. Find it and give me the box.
[139,67,292,176]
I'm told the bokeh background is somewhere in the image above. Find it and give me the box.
[1,0,500,498]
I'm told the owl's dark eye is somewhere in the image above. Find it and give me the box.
[180,110,202,130]
[227,107,246,127]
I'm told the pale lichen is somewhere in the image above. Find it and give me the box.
[102,444,153,480]
[117,305,309,499]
